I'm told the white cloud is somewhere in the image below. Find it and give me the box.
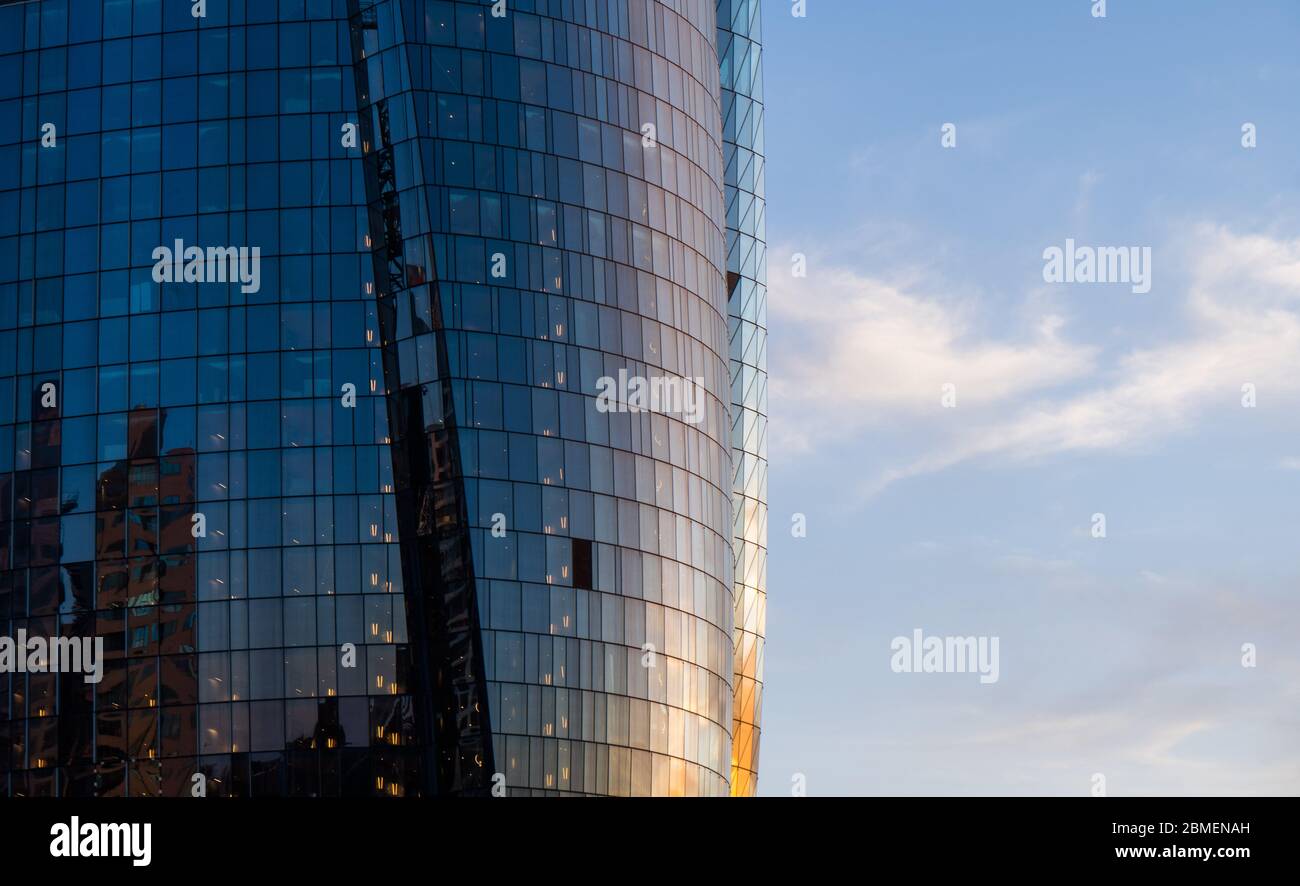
[772,226,1300,497]
[770,267,1095,453]
[1074,169,1103,218]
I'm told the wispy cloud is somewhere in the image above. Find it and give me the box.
[1074,169,1103,219]
[770,267,1095,452]
[772,225,1300,498]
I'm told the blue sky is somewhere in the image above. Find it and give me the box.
[760,1,1300,795]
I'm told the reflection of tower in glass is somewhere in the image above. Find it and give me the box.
[0,0,412,796]
[1,0,765,797]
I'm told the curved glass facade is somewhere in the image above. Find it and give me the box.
[718,0,766,798]
[0,0,414,798]
[349,0,735,796]
[1,0,763,798]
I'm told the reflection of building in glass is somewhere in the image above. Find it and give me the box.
[0,0,410,797]
[0,0,765,797]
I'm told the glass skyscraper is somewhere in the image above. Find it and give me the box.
[0,0,765,798]
[718,0,765,799]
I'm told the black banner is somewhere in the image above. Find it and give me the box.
[0,798,1283,872]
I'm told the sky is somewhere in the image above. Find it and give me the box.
[759,0,1300,796]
